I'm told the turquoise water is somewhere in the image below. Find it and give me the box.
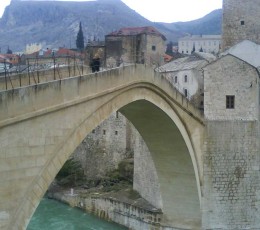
[27,198,127,230]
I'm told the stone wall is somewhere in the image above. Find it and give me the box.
[48,190,182,230]
[222,0,260,51]
[145,34,165,66]
[202,121,260,229]
[204,55,259,121]
[203,42,260,229]
[105,33,165,67]
[72,111,163,211]
[132,133,163,210]
[73,112,133,179]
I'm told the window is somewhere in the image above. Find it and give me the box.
[115,131,118,135]
[226,95,235,109]
[241,20,245,25]
[152,45,156,51]
[92,129,95,134]
[184,75,188,82]
[184,88,188,97]
[174,76,178,83]
[116,111,119,118]
[103,130,106,135]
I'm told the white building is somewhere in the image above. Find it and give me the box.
[178,35,221,55]
[156,52,216,109]
[25,43,45,54]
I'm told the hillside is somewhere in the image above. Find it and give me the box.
[0,0,222,52]
[161,9,222,36]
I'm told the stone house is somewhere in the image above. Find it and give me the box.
[156,52,216,110]
[178,35,221,55]
[204,40,260,120]
[105,26,166,67]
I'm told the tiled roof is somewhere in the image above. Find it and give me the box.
[56,48,82,57]
[157,53,213,72]
[24,48,83,58]
[222,40,260,68]
[163,54,174,62]
[107,26,166,40]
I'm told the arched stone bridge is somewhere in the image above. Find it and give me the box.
[0,64,205,229]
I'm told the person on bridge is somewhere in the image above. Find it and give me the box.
[91,54,100,73]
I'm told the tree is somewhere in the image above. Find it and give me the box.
[191,43,196,53]
[76,22,84,51]
[6,46,12,54]
[165,41,174,56]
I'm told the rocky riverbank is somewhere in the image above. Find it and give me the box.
[46,183,164,230]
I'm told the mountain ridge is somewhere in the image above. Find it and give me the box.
[0,0,222,52]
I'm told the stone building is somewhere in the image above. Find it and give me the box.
[105,26,166,67]
[202,40,260,229]
[73,112,133,179]
[156,52,216,109]
[222,0,260,51]
[204,40,260,120]
[178,35,221,55]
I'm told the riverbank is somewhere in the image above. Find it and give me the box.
[46,184,170,230]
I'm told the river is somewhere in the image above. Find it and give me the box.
[27,198,127,230]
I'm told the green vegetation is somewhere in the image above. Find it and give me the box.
[76,22,84,51]
[56,158,85,187]
[55,158,134,192]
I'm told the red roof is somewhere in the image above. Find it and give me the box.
[56,48,82,57]
[42,48,83,57]
[163,54,173,62]
[0,54,18,64]
[107,26,166,40]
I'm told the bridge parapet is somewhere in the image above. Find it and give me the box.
[0,64,204,128]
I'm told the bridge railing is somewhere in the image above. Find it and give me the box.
[0,59,139,92]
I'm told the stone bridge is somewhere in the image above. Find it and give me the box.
[0,64,205,229]
[0,64,259,230]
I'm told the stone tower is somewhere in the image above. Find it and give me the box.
[222,0,260,51]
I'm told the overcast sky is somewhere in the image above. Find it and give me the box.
[0,0,222,23]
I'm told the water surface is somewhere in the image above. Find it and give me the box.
[27,198,127,230]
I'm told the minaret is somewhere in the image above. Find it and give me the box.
[222,0,260,51]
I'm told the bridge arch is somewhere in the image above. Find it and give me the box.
[0,65,204,230]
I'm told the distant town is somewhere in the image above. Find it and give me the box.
[0,22,221,108]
